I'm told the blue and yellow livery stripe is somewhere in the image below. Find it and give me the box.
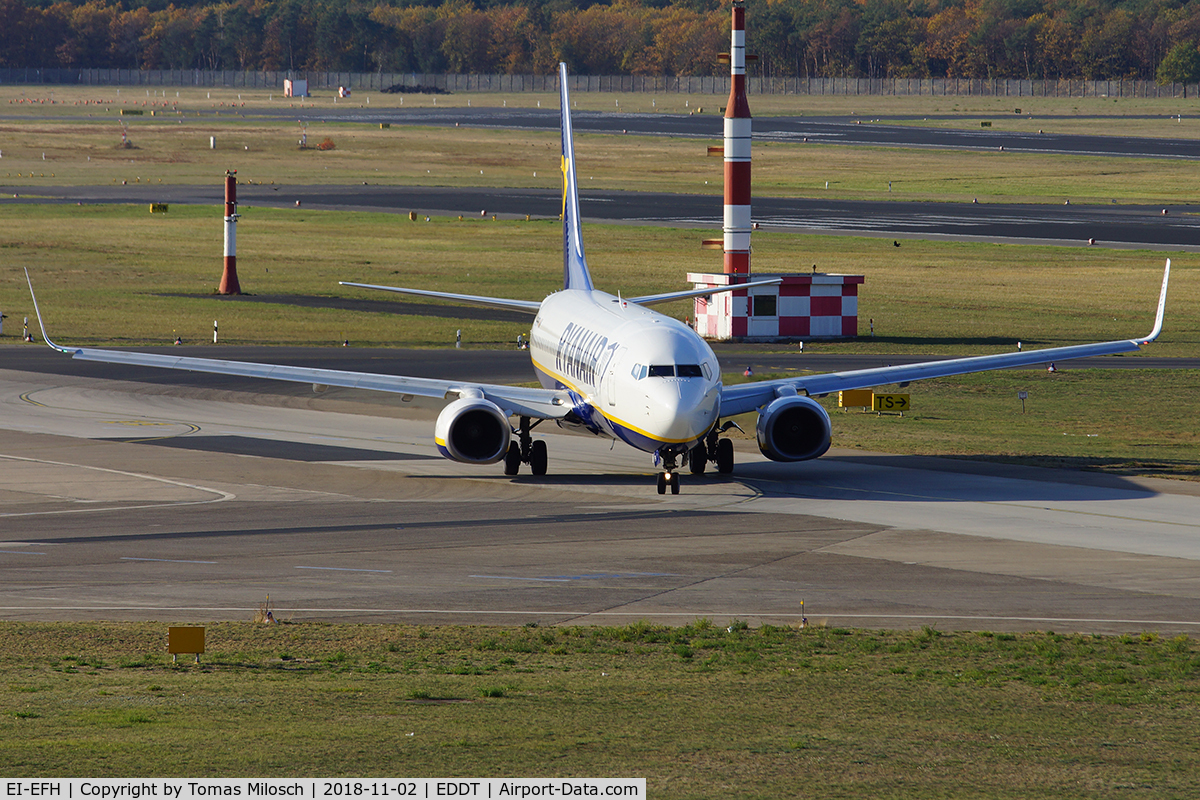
[531,356,701,448]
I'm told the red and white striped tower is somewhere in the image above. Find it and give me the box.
[723,0,752,276]
[219,169,241,295]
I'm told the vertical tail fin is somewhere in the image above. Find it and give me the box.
[559,63,594,292]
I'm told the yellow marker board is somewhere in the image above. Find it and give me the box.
[838,389,874,408]
[168,626,205,655]
[873,393,911,412]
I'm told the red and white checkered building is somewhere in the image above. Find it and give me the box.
[687,272,863,342]
[691,3,865,343]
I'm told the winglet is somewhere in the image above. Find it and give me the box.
[23,268,73,354]
[1139,258,1170,344]
[559,63,593,292]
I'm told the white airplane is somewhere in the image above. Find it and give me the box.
[27,64,1171,494]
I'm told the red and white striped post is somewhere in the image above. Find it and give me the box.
[723,1,752,276]
[219,169,241,295]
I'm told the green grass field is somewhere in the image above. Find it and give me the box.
[1,621,1198,798]
[3,204,1194,350]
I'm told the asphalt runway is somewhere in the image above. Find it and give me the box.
[295,107,1200,161]
[16,183,1200,251]
[10,104,1200,159]
[3,351,1199,634]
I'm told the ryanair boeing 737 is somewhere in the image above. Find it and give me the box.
[27,64,1171,494]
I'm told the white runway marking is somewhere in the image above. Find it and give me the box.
[471,572,680,582]
[121,557,218,564]
[0,452,236,516]
[295,566,394,573]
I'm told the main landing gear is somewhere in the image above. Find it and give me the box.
[504,416,547,476]
[691,423,737,476]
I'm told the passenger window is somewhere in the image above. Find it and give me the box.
[648,365,674,378]
[676,364,703,378]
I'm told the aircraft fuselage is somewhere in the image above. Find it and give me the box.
[529,289,722,457]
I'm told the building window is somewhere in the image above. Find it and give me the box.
[752,295,777,317]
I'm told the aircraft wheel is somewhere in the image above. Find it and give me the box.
[656,472,667,494]
[669,472,680,495]
[716,438,734,474]
[504,442,521,475]
[688,443,707,475]
[530,440,548,476]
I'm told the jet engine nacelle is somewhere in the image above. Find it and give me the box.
[434,397,511,464]
[756,394,832,462]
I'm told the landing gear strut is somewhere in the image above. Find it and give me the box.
[707,423,737,475]
[504,416,548,476]
[657,451,680,495]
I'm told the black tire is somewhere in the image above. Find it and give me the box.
[688,443,707,475]
[716,438,734,474]
[669,472,680,494]
[530,440,548,476]
[504,442,520,475]
[656,472,666,494]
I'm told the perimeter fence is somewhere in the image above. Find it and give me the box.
[2,69,1198,98]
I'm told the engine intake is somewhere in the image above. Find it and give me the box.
[434,397,511,464]
[756,395,832,462]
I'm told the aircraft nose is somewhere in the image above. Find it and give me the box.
[645,380,719,441]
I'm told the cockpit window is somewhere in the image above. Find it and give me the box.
[631,363,647,380]
[648,364,674,378]
[676,364,704,378]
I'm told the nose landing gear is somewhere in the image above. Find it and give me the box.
[656,452,681,494]
[660,423,740,493]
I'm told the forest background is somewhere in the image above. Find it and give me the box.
[6,0,1200,85]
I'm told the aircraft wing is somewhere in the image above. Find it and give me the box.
[720,259,1171,418]
[339,281,542,314]
[25,274,569,421]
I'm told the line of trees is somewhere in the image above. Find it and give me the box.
[4,0,1200,83]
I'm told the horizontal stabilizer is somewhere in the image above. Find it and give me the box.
[340,282,541,314]
[629,277,782,307]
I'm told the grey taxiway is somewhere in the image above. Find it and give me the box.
[2,110,1197,630]
[2,346,1198,633]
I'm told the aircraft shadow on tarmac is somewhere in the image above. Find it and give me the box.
[114,432,1165,504]
[112,435,435,462]
[31,508,731,547]
[734,455,1159,504]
